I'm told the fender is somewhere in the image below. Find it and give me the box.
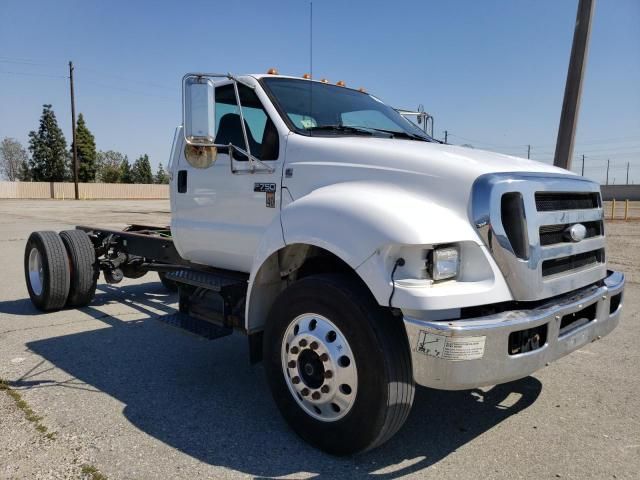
[245,181,513,332]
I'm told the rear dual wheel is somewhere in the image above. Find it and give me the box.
[59,230,98,307]
[264,274,415,455]
[24,230,97,311]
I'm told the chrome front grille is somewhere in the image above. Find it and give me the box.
[539,220,603,246]
[534,191,600,211]
[472,173,607,301]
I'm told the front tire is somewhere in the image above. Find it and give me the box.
[263,274,415,455]
[24,231,70,311]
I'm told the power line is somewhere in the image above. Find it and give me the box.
[79,66,175,91]
[0,69,67,79]
[0,67,174,100]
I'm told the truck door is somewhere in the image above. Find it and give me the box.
[171,81,283,273]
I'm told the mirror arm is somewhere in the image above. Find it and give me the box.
[228,73,256,90]
[232,80,255,171]
[228,144,275,174]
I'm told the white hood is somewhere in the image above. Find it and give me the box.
[284,135,574,217]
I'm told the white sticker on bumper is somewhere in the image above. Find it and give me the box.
[416,331,486,361]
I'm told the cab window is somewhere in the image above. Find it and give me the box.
[214,84,279,160]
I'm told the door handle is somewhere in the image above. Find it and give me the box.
[177,170,188,193]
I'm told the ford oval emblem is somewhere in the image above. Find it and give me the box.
[567,223,587,242]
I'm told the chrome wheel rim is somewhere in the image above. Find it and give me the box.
[28,247,44,296]
[281,313,358,422]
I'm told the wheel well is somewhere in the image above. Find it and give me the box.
[296,248,353,279]
[246,244,370,338]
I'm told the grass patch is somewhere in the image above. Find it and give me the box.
[0,378,55,439]
[81,464,108,480]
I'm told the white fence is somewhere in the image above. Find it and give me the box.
[0,181,169,200]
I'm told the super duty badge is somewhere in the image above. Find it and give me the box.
[254,183,277,193]
[254,183,277,208]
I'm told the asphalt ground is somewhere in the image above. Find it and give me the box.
[0,199,638,479]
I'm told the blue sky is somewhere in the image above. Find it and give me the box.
[1,0,638,184]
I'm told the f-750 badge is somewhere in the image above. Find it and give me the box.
[254,183,277,193]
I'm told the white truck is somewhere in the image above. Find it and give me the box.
[24,71,625,455]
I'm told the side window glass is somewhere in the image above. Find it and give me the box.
[214,84,279,160]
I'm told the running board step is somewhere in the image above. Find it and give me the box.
[165,269,245,292]
[156,312,232,340]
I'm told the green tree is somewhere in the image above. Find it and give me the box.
[28,104,68,181]
[18,158,32,181]
[0,137,28,181]
[132,154,153,184]
[96,150,125,183]
[154,162,169,184]
[119,157,133,183]
[73,113,97,182]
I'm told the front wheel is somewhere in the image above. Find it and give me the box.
[263,274,415,455]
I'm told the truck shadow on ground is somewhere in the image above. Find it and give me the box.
[9,283,543,478]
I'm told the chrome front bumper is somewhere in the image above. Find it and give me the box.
[404,270,625,390]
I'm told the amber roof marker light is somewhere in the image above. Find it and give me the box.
[320,78,329,84]
[336,80,346,87]
[267,68,279,75]
[302,73,312,79]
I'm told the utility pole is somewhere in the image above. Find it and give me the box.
[626,162,630,184]
[69,61,79,200]
[553,0,595,170]
[606,158,610,185]
[444,130,448,144]
[581,154,585,176]
[527,144,531,159]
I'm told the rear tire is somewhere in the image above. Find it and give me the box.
[59,230,98,307]
[263,273,415,455]
[24,231,70,311]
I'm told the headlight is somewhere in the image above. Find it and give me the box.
[429,246,459,281]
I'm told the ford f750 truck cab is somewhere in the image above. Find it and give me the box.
[24,71,625,455]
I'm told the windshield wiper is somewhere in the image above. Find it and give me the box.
[356,127,431,142]
[306,125,374,136]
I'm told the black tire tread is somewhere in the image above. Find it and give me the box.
[59,230,98,307]
[264,273,415,455]
[327,274,415,452]
[24,231,70,311]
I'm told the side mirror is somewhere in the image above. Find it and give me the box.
[183,76,215,146]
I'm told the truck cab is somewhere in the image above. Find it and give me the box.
[24,71,625,455]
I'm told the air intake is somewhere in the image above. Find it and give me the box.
[501,192,529,259]
[535,192,599,211]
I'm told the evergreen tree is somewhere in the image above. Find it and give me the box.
[18,158,32,181]
[132,154,153,184]
[154,162,169,184]
[96,150,125,183]
[119,157,133,183]
[73,113,97,182]
[28,105,67,181]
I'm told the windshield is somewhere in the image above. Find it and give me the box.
[261,77,434,142]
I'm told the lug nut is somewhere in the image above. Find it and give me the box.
[321,385,330,393]
[301,388,310,396]
[288,360,296,368]
[310,341,319,350]
[292,376,301,384]
[299,339,308,347]
[324,370,333,379]
[312,391,321,400]
[290,346,299,355]
[320,353,329,362]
